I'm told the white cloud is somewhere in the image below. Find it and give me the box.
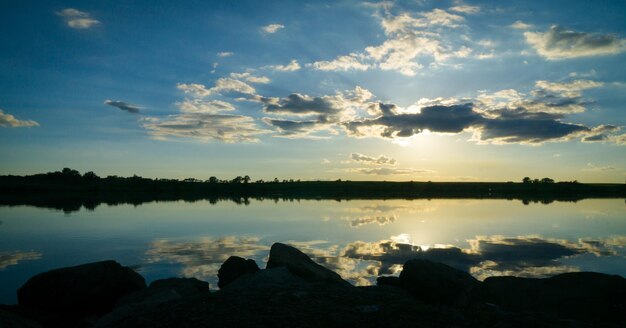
[142,113,267,143]
[449,5,480,14]
[534,79,604,97]
[229,72,271,84]
[177,99,236,114]
[261,23,285,34]
[56,8,100,29]
[310,54,370,71]
[0,109,39,128]
[510,20,533,30]
[177,78,256,98]
[217,52,234,57]
[264,59,301,72]
[524,25,626,60]
[311,6,471,76]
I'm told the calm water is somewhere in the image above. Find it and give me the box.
[1,198,625,304]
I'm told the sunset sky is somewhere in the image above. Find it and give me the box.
[1,0,625,182]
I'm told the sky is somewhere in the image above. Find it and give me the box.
[1,0,625,182]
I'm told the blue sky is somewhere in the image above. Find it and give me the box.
[1,0,625,182]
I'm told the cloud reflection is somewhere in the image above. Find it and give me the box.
[0,250,42,270]
[145,236,268,281]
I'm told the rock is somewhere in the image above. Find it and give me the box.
[224,267,307,290]
[217,256,260,289]
[481,272,626,323]
[0,307,43,328]
[399,259,479,306]
[149,277,209,296]
[17,260,146,317]
[97,277,209,327]
[266,242,351,286]
[376,276,401,287]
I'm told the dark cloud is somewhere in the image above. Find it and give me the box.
[263,94,344,118]
[262,117,331,138]
[525,25,626,60]
[345,103,481,138]
[344,102,596,144]
[104,100,141,114]
[477,109,589,143]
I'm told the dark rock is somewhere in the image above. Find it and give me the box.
[399,259,479,306]
[17,260,146,317]
[217,256,260,289]
[266,242,351,286]
[481,272,626,323]
[97,277,209,327]
[149,277,209,296]
[376,275,401,287]
[0,306,43,328]
[223,267,307,290]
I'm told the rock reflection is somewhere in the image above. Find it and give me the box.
[0,250,42,270]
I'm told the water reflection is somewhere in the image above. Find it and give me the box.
[142,233,626,288]
[145,237,269,284]
[0,251,42,270]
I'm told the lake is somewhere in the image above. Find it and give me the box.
[1,198,625,304]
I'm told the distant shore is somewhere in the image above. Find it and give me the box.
[1,169,624,213]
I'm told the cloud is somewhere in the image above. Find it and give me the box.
[56,8,100,29]
[261,23,285,34]
[263,94,346,117]
[524,25,626,59]
[309,6,471,76]
[350,167,434,175]
[583,163,616,172]
[264,60,301,72]
[229,72,270,84]
[177,78,256,98]
[0,250,42,270]
[350,153,397,165]
[217,52,234,57]
[142,113,267,143]
[510,20,533,30]
[259,87,374,137]
[0,109,39,128]
[104,100,142,114]
[347,215,397,228]
[177,99,236,114]
[310,54,370,71]
[262,117,333,138]
[448,5,480,15]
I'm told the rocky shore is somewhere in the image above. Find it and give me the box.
[1,242,625,327]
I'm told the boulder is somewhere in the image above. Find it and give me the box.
[376,276,401,288]
[217,256,260,289]
[399,259,479,306]
[224,267,307,290]
[97,277,209,327]
[17,260,146,317]
[266,243,351,286]
[481,272,626,323]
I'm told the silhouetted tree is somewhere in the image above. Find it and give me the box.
[207,176,218,184]
[243,175,251,184]
[82,171,100,182]
[522,177,531,184]
[541,177,555,184]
